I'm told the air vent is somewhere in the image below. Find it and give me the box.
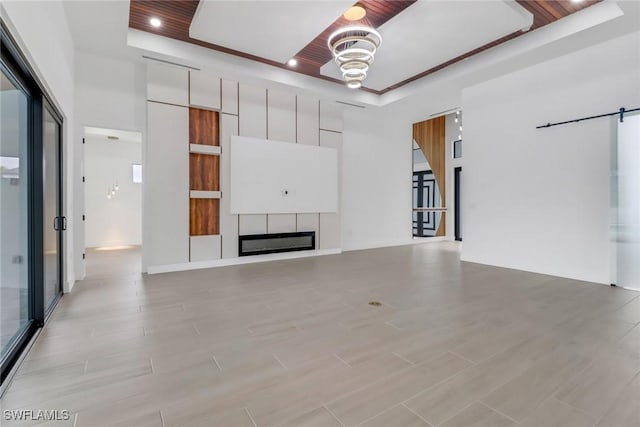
[107,135,119,140]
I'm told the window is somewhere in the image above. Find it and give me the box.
[132,163,142,183]
[453,139,462,159]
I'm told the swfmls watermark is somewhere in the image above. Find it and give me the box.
[3,409,71,422]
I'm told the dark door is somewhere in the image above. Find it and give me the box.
[454,167,462,241]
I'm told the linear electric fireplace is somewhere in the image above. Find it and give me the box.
[238,232,315,257]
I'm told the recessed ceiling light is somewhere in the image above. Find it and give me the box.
[287,58,297,67]
[150,17,162,28]
[344,4,366,21]
[571,0,584,3]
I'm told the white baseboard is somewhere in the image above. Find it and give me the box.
[147,248,342,274]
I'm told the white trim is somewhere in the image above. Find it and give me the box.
[147,248,342,274]
[190,190,221,199]
[190,144,221,155]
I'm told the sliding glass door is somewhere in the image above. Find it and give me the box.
[0,61,33,369]
[1,23,65,384]
[43,106,63,313]
[613,113,640,290]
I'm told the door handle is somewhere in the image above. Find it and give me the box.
[53,217,67,231]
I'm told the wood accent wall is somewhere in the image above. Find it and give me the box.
[413,116,446,237]
[189,107,220,236]
[189,199,219,236]
[190,154,219,191]
[189,109,219,146]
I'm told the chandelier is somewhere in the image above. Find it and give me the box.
[327,5,382,89]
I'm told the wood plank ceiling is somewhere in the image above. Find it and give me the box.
[129,0,601,95]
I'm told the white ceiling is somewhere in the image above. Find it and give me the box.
[60,0,639,107]
[63,0,139,60]
[321,0,533,91]
[190,0,354,63]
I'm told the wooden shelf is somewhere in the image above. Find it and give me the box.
[189,108,219,146]
[190,199,220,236]
[189,107,220,237]
[190,153,219,191]
[190,190,221,199]
[190,144,221,155]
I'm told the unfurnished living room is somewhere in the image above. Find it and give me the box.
[1,0,639,426]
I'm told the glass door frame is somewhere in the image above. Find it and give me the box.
[42,98,64,317]
[0,43,39,385]
[1,21,65,385]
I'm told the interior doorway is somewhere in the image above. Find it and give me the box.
[412,110,463,240]
[82,127,142,278]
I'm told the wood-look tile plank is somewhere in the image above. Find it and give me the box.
[326,352,471,426]
[2,243,639,427]
[404,335,561,426]
[520,397,596,427]
[554,349,640,420]
[276,406,342,427]
[359,404,432,427]
[480,346,592,422]
[595,373,640,427]
[439,403,516,427]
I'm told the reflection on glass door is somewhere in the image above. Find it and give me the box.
[43,107,63,313]
[0,65,31,362]
[613,113,640,290]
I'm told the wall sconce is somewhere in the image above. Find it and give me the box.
[107,182,119,199]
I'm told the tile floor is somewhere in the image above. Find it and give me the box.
[1,242,638,426]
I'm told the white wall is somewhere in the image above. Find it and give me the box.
[74,52,146,279]
[1,0,76,291]
[461,31,640,284]
[84,136,142,248]
[341,107,413,250]
[75,52,146,131]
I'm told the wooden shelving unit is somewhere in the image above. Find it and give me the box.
[189,108,220,237]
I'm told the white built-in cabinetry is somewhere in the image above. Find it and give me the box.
[144,97,189,267]
[144,62,343,272]
[319,128,342,249]
[220,107,239,259]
